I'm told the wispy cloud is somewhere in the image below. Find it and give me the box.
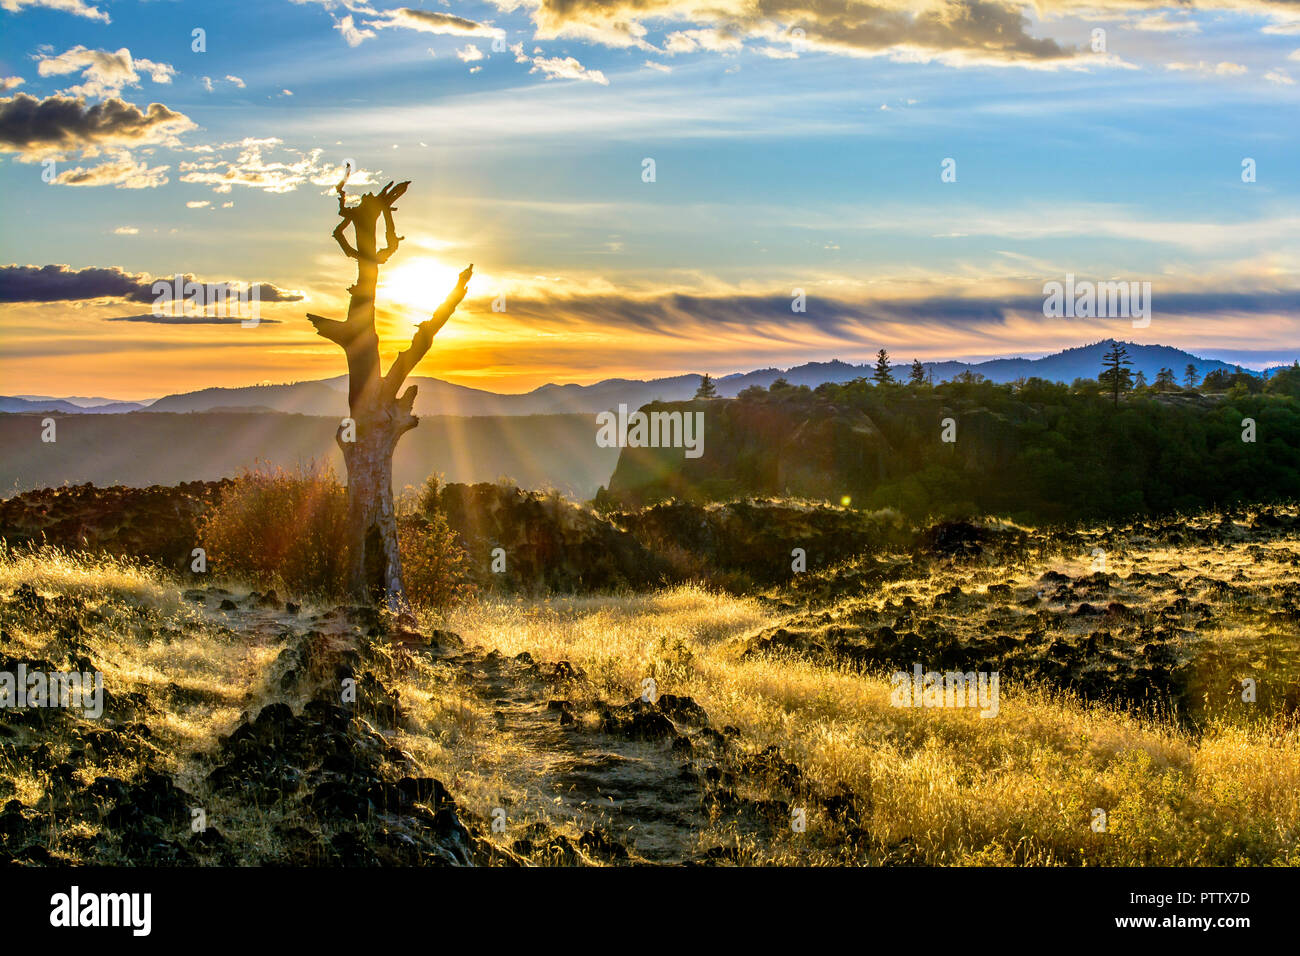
[364,7,503,42]
[36,46,175,99]
[1,0,109,23]
[530,55,609,85]
[178,138,378,194]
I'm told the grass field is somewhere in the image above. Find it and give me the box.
[3,505,1299,866]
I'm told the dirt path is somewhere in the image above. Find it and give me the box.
[189,586,729,864]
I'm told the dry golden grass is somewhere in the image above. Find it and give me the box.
[0,547,284,858]
[445,579,1300,865]
[5,524,1299,866]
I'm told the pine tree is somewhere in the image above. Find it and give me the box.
[1184,363,1199,389]
[1099,342,1133,406]
[908,358,926,386]
[873,349,895,385]
[694,373,718,399]
[1155,367,1176,391]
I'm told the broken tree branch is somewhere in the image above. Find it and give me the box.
[381,264,472,401]
[307,312,351,344]
[375,207,402,264]
[332,220,360,261]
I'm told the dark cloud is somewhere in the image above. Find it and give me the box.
[0,264,303,304]
[0,92,194,159]
[497,288,1300,336]
[521,0,1075,63]
[104,313,282,324]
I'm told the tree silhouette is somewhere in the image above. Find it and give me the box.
[1155,367,1176,391]
[1099,342,1133,406]
[694,373,718,398]
[873,349,895,385]
[1184,363,1199,389]
[306,169,471,613]
[908,358,926,386]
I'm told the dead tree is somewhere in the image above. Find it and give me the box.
[307,169,471,614]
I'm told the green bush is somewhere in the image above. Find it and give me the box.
[400,475,476,610]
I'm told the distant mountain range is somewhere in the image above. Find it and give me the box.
[0,395,151,414]
[4,340,1293,418]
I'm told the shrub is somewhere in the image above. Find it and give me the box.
[399,514,475,610]
[198,462,348,597]
[399,475,476,610]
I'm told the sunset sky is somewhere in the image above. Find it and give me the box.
[1,0,1298,399]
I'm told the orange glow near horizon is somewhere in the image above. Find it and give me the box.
[3,290,1298,400]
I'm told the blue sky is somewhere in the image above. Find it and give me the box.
[1,0,1298,397]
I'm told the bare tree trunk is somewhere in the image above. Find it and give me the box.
[307,171,471,616]
[340,412,408,612]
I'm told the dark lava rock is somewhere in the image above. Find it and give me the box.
[579,826,631,862]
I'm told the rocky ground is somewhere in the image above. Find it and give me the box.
[0,580,866,866]
[0,482,227,571]
[748,507,1300,724]
[2,500,1298,866]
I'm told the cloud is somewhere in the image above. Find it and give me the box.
[0,93,195,162]
[665,29,744,56]
[457,44,485,62]
[1262,17,1300,36]
[186,200,211,208]
[113,226,138,235]
[0,264,304,305]
[502,40,609,84]
[365,8,503,40]
[530,55,609,85]
[36,46,175,99]
[104,313,283,325]
[0,0,109,22]
[0,77,24,91]
[179,138,379,194]
[336,14,376,47]
[53,152,170,188]
[1128,13,1200,34]
[484,0,1300,70]
[201,75,245,93]
[1165,60,1248,76]
[509,0,1082,67]
[1264,69,1295,84]
[643,60,672,72]
[495,287,1300,342]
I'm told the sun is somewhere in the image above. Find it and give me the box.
[378,255,488,323]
